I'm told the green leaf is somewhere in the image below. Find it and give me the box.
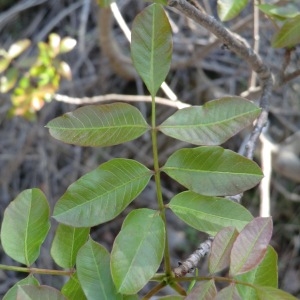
[62,272,87,300]
[77,238,122,300]
[215,284,241,300]
[230,217,273,276]
[111,208,165,294]
[162,146,263,196]
[235,246,278,300]
[217,0,249,21]
[3,275,39,300]
[46,103,149,147]
[168,191,253,236]
[0,67,19,93]
[50,224,89,268]
[97,0,112,7]
[0,57,11,73]
[209,226,239,274]
[7,39,31,59]
[131,3,172,96]
[258,4,300,21]
[53,159,152,227]
[272,15,300,48]
[0,189,50,266]
[159,97,261,145]
[255,286,298,300]
[186,280,217,299]
[17,285,66,299]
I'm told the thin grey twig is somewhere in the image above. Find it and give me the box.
[78,0,91,54]
[34,1,83,42]
[54,93,189,109]
[173,238,213,277]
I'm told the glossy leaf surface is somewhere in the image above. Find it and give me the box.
[168,191,253,236]
[131,3,172,96]
[3,275,39,300]
[77,238,122,300]
[162,146,263,196]
[209,226,239,274]
[230,217,273,276]
[111,209,165,294]
[62,273,86,300]
[235,246,278,300]
[46,103,149,147]
[0,189,50,266]
[272,15,300,48]
[53,159,152,227]
[17,285,66,299]
[186,280,217,300]
[51,224,89,268]
[217,0,248,21]
[159,97,261,145]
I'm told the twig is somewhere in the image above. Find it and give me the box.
[272,179,300,203]
[249,0,260,88]
[78,0,91,54]
[173,238,213,277]
[54,93,189,109]
[259,131,275,217]
[0,0,47,31]
[34,1,83,42]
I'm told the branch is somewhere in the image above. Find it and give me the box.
[54,93,189,109]
[173,238,213,277]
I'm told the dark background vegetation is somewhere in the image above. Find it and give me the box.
[0,0,299,298]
